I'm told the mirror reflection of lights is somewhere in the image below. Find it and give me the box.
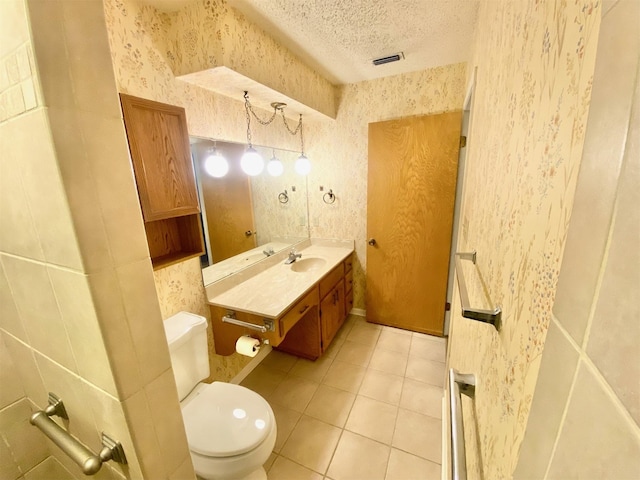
[233,408,246,419]
[254,419,266,430]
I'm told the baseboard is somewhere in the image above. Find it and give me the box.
[229,343,273,385]
[349,308,365,317]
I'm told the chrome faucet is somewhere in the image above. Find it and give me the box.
[262,247,275,257]
[284,249,302,264]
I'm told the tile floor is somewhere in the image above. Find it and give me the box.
[240,314,447,480]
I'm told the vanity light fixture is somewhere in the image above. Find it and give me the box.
[203,142,229,178]
[242,91,312,176]
[267,149,284,176]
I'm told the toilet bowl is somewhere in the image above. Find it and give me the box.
[163,312,276,480]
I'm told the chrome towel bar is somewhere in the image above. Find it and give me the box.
[222,312,274,333]
[30,393,127,476]
[449,369,477,480]
[454,251,502,330]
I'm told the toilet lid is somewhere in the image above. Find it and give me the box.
[181,382,273,458]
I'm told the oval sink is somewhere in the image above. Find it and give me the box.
[290,257,327,273]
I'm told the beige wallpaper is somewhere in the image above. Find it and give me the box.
[447,1,601,477]
[104,0,466,343]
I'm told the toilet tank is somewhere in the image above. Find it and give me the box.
[163,312,210,401]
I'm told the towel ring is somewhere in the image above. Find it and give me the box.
[323,189,336,204]
[278,190,289,204]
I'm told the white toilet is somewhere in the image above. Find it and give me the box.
[163,311,277,480]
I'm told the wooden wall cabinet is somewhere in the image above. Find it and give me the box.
[120,94,204,269]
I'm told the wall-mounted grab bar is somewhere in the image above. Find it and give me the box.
[449,369,476,480]
[30,393,127,476]
[222,313,274,333]
[454,251,502,330]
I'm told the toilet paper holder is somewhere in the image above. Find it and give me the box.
[222,312,274,333]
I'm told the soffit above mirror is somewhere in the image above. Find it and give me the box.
[178,66,333,122]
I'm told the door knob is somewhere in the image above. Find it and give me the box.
[368,238,377,246]
[245,230,254,237]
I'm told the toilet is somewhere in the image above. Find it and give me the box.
[163,311,277,480]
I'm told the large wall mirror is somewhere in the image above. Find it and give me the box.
[191,138,310,284]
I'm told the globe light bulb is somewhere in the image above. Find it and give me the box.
[203,151,229,178]
[267,156,284,176]
[295,154,311,175]
[240,147,264,176]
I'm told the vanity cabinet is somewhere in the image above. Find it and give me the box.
[120,94,204,269]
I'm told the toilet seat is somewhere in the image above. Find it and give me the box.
[181,382,274,458]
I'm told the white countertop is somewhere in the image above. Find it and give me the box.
[206,240,353,318]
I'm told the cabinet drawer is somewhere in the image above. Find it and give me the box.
[319,263,345,299]
[279,288,319,338]
[345,269,353,294]
[344,254,354,273]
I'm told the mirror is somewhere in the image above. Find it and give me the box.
[190,138,310,284]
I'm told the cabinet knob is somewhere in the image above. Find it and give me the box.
[368,238,377,246]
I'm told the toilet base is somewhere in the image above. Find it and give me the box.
[196,466,266,480]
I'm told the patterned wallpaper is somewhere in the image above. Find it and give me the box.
[447,1,601,477]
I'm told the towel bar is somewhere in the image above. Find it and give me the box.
[222,313,274,333]
[449,369,476,480]
[455,251,502,330]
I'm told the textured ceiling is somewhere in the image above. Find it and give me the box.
[141,0,479,85]
[227,0,479,84]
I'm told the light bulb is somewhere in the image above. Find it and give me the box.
[203,151,228,178]
[295,154,311,175]
[267,156,284,176]
[240,147,264,176]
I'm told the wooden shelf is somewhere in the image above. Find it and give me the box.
[145,214,205,270]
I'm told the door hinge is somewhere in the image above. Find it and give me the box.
[445,302,451,312]
[460,136,467,148]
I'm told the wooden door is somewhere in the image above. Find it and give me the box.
[196,142,256,263]
[120,94,199,221]
[366,112,462,336]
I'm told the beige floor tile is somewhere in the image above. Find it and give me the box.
[392,409,442,464]
[409,336,447,362]
[368,347,408,376]
[323,360,366,393]
[385,448,441,480]
[377,330,411,354]
[263,350,298,373]
[326,431,390,480]
[345,395,398,444]
[268,456,323,480]
[399,378,443,419]
[241,365,286,398]
[289,355,334,383]
[323,336,344,359]
[412,331,446,343]
[346,322,382,346]
[280,415,341,474]
[382,325,413,336]
[264,452,278,472]
[269,375,319,412]
[270,403,302,453]
[405,357,445,387]
[359,369,404,405]
[334,340,374,367]
[305,384,356,427]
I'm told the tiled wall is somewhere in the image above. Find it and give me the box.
[514,1,640,477]
[446,0,601,477]
[0,0,195,478]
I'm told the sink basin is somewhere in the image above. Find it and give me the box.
[290,257,327,273]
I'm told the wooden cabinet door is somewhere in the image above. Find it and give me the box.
[367,112,461,336]
[120,94,199,222]
[321,280,345,350]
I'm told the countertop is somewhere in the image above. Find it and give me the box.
[206,240,353,318]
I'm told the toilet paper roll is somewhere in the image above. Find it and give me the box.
[236,335,261,357]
